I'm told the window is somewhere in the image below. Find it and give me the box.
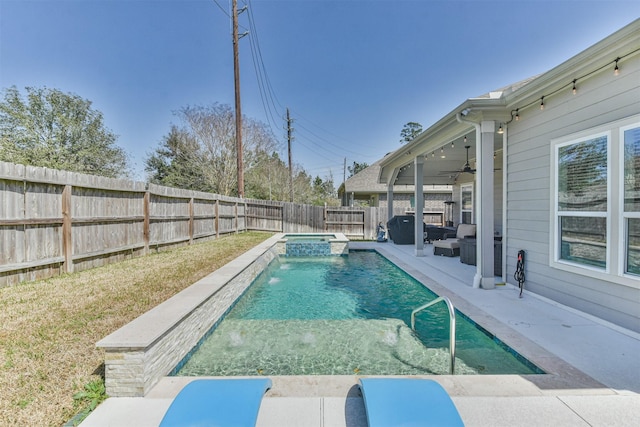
[551,115,640,286]
[623,125,640,276]
[460,184,473,224]
[556,135,608,269]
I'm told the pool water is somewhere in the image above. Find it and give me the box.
[176,251,542,376]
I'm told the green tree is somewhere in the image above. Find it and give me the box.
[0,86,129,177]
[145,126,212,192]
[245,151,289,200]
[400,121,423,144]
[348,161,369,177]
[311,174,337,206]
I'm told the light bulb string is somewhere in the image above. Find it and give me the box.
[506,47,640,124]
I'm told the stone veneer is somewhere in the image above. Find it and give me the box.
[274,233,349,257]
[96,234,283,397]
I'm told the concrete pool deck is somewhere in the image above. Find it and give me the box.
[81,240,640,426]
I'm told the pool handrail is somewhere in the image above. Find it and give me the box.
[411,296,456,374]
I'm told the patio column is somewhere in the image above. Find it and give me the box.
[414,155,425,256]
[387,182,394,224]
[477,121,495,289]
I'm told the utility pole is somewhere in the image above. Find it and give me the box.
[287,108,294,202]
[232,0,244,197]
[343,157,347,206]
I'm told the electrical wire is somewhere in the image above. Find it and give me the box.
[218,0,379,177]
[211,0,230,18]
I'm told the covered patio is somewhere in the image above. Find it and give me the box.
[379,95,511,290]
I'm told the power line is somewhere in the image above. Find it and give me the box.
[228,0,378,178]
[245,0,284,134]
[293,121,367,157]
[211,0,230,18]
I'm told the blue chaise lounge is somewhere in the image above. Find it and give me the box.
[359,378,464,426]
[159,378,272,427]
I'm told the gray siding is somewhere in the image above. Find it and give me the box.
[505,54,640,331]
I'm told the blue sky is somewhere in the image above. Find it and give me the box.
[1,1,639,182]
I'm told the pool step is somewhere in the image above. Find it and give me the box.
[178,318,475,376]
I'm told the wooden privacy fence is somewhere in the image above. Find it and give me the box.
[0,162,408,287]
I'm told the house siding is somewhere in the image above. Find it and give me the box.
[454,161,503,233]
[505,52,640,332]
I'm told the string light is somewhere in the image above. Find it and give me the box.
[441,146,444,154]
[451,140,454,148]
[432,151,435,157]
[463,136,467,143]
[504,50,638,125]
[497,124,504,134]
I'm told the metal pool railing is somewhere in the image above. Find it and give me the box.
[411,296,456,374]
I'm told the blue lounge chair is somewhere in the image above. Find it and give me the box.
[159,378,272,427]
[359,378,464,427]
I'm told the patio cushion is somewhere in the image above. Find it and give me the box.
[455,223,476,240]
[433,223,476,257]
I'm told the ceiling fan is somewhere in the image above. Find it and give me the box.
[440,145,476,175]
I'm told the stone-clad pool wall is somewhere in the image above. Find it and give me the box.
[96,234,282,397]
[96,233,349,397]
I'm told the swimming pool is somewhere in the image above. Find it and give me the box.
[175,251,542,376]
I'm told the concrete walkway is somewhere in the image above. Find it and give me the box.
[81,241,640,427]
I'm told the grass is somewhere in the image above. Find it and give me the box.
[0,231,272,427]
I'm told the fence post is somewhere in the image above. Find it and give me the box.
[188,197,194,244]
[244,200,248,232]
[143,191,150,254]
[62,185,73,273]
[215,198,219,238]
[234,201,238,234]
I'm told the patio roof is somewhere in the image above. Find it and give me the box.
[377,86,520,186]
[345,158,452,194]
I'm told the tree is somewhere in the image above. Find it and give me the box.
[400,122,423,144]
[244,151,289,200]
[145,126,212,192]
[146,103,339,205]
[348,161,369,178]
[311,174,337,205]
[146,104,279,197]
[0,86,129,177]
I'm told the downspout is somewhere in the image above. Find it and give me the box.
[501,126,508,282]
[456,113,482,289]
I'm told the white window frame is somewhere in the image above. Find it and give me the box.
[550,114,640,289]
[620,122,640,279]
[460,183,474,224]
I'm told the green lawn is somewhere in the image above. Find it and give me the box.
[0,232,272,427]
